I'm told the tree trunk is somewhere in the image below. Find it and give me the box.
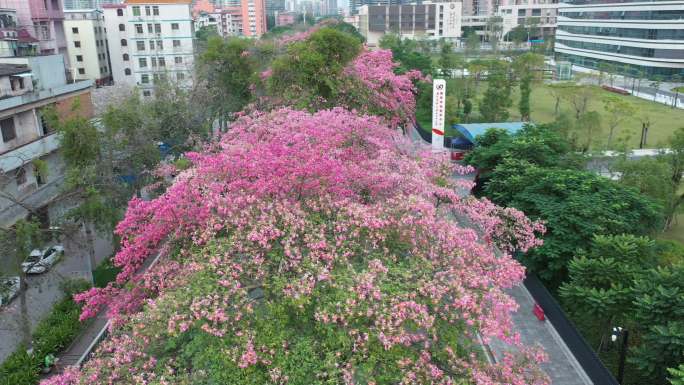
[84,224,96,285]
[554,97,560,116]
[18,273,32,351]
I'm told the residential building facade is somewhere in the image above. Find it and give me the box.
[63,0,121,9]
[0,55,93,228]
[276,10,297,26]
[554,0,684,79]
[499,0,558,41]
[64,9,111,85]
[358,1,462,46]
[0,0,68,59]
[241,0,267,37]
[103,0,195,96]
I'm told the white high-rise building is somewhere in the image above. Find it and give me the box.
[554,0,684,80]
[103,0,195,97]
[64,9,111,85]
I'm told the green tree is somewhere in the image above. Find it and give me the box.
[577,110,602,152]
[630,263,684,382]
[483,159,662,283]
[518,74,531,121]
[603,95,635,149]
[438,40,457,77]
[508,25,528,46]
[479,61,511,122]
[198,36,259,131]
[269,27,362,109]
[668,363,684,385]
[465,33,480,60]
[560,234,656,350]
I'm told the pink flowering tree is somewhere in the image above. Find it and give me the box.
[45,107,546,385]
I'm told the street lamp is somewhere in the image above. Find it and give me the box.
[611,326,629,384]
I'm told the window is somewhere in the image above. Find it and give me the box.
[174,56,182,64]
[119,23,125,31]
[141,74,150,84]
[121,38,127,46]
[76,55,83,62]
[157,40,163,49]
[72,27,78,33]
[154,23,161,33]
[145,6,151,16]
[143,90,151,97]
[153,6,159,15]
[171,23,179,30]
[123,53,129,61]
[173,39,180,47]
[125,68,132,75]
[139,58,147,68]
[15,167,26,185]
[1,117,15,142]
[135,24,143,34]
[176,72,185,81]
[137,41,145,51]
[117,9,123,16]
[74,41,81,48]
[158,57,165,67]
[78,68,85,74]
[147,23,153,33]
[151,57,157,67]
[132,6,141,16]
[149,40,155,49]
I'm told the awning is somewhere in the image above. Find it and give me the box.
[11,73,32,78]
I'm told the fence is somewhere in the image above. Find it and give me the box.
[524,274,620,385]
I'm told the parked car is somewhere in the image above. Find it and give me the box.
[0,276,20,307]
[21,246,64,274]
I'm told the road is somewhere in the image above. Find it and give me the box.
[0,228,112,363]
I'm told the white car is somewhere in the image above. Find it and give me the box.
[21,246,64,274]
[0,276,20,307]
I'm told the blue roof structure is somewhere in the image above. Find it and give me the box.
[453,122,529,145]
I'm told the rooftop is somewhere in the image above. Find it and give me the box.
[0,63,30,77]
[125,0,192,4]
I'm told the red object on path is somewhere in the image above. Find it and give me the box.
[451,151,465,161]
[533,303,546,321]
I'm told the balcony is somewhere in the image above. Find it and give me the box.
[0,80,93,114]
[0,133,60,173]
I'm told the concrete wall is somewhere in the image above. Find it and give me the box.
[0,55,68,90]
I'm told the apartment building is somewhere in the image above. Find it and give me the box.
[103,0,195,96]
[64,0,121,9]
[554,0,684,80]
[499,0,558,41]
[0,8,40,58]
[64,9,111,85]
[0,55,93,227]
[0,0,68,60]
[241,0,267,37]
[276,10,297,26]
[358,1,462,46]
[218,7,244,36]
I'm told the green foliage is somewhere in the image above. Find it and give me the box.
[518,75,531,121]
[378,34,432,75]
[31,159,48,181]
[269,27,361,108]
[668,363,684,385]
[484,159,662,282]
[199,36,258,122]
[195,25,218,42]
[560,234,656,321]
[0,280,89,385]
[92,257,121,288]
[479,61,511,122]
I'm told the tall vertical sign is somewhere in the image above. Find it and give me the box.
[432,79,446,151]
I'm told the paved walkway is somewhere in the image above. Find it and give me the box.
[488,285,592,385]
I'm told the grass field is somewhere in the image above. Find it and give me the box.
[417,80,684,150]
[514,84,684,149]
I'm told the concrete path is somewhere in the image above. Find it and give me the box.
[488,285,593,385]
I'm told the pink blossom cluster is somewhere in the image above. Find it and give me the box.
[44,107,546,385]
[344,48,426,129]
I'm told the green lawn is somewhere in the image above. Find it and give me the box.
[673,86,684,93]
[516,84,684,149]
[418,80,684,149]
